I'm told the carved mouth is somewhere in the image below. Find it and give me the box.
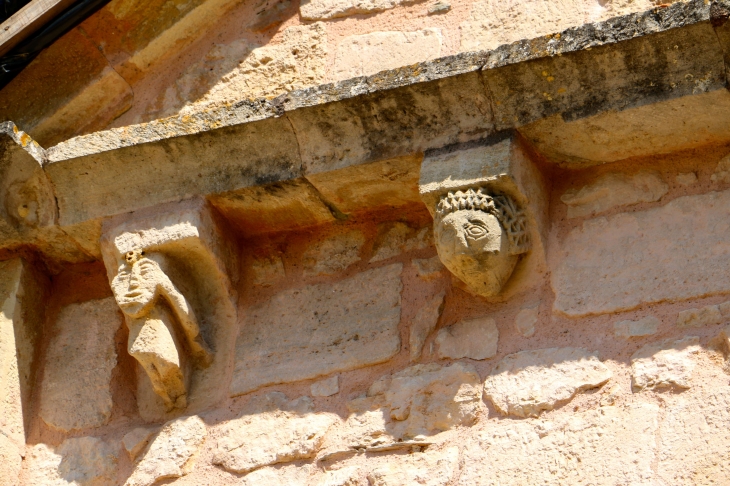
[124,291,144,298]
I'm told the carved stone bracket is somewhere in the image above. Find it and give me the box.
[419,133,549,298]
[100,199,237,420]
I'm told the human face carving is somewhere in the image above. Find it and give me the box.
[112,250,163,318]
[435,209,518,296]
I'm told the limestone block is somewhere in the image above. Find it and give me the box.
[239,464,313,486]
[484,347,612,418]
[514,304,539,337]
[371,223,432,262]
[122,426,158,461]
[412,256,444,281]
[0,433,21,486]
[631,336,700,391]
[333,29,442,81]
[552,189,730,316]
[459,403,659,485]
[710,154,730,183]
[658,389,730,485]
[301,0,410,19]
[676,172,698,186]
[125,416,206,486]
[251,255,285,286]
[435,316,499,360]
[317,466,360,486]
[345,363,481,445]
[302,230,365,276]
[676,305,723,327]
[212,394,338,474]
[614,316,660,338]
[39,298,121,432]
[231,265,402,396]
[26,437,118,486]
[409,290,445,361]
[170,23,327,113]
[0,258,47,446]
[368,446,459,486]
[311,375,340,397]
[560,171,668,218]
[419,135,549,298]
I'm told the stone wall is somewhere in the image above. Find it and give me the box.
[1,142,729,484]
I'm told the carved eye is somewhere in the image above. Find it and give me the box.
[464,220,488,240]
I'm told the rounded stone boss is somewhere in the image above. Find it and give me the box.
[434,187,530,297]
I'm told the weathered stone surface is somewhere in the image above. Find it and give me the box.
[317,466,360,486]
[371,223,432,262]
[614,316,660,338]
[39,298,121,432]
[251,255,285,286]
[719,300,730,317]
[710,154,730,183]
[239,464,313,486]
[552,189,730,316]
[122,427,158,461]
[302,230,365,276]
[0,433,21,486]
[677,172,698,186]
[311,375,340,397]
[658,389,730,485]
[561,171,668,218]
[26,437,118,486]
[514,304,539,337]
[333,29,442,81]
[212,394,338,474]
[484,347,612,417]
[631,336,700,391]
[460,403,659,485]
[231,265,402,396]
[300,0,410,19]
[345,363,481,445]
[412,256,444,281]
[126,416,206,486]
[435,316,498,360]
[409,290,445,362]
[368,446,459,486]
[677,305,723,327]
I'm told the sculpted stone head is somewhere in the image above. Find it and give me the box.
[434,188,530,297]
[112,249,171,319]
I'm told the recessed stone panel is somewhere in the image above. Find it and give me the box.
[231,264,403,396]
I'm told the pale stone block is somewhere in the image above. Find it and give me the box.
[552,189,730,316]
[368,446,459,486]
[676,305,723,327]
[484,347,612,418]
[560,171,668,218]
[412,256,444,281]
[514,304,539,337]
[39,298,121,432]
[676,172,698,186]
[370,223,432,262]
[300,0,409,19]
[409,289,445,362]
[658,389,730,485]
[631,336,700,391]
[122,426,158,461]
[0,258,47,446]
[302,229,365,276]
[344,363,481,446]
[125,416,206,486]
[26,437,118,486]
[0,433,21,486]
[251,255,285,286]
[212,394,338,474]
[333,29,442,81]
[459,403,659,485]
[710,154,730,183]
[231,265,402,396]
[435,316,498,360]
[614,316,660,338]
[311,375,340,397]
[317,466,360,486]
[240,464,313,486]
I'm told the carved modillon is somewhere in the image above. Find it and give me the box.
[434,188,530,296]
